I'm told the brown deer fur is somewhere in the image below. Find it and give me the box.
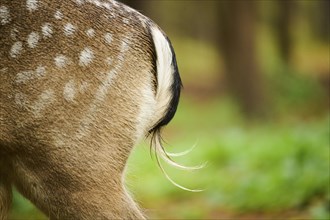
[0,0,182,219]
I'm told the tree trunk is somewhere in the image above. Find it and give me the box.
[218,1,266,117]
[276,0,295,64]
[316,0,329,42]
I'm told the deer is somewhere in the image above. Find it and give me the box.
[0,0,184,219]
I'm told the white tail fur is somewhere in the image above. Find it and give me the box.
[148,26,205,191]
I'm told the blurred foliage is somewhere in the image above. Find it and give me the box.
[126,99,329,219]
[9,0,329,219]
[9,191,46,220]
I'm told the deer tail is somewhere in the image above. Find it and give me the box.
[147,25,204,191]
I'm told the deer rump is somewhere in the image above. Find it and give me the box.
[0,0,181,219]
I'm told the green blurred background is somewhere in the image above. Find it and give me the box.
[9,0,329,219]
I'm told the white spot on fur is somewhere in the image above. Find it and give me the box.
[27,32,40,48]
[10,28,19,40]
[90,0,101,7]
[75,0,84,5]
[64,23,76,36]
[10,41,23,58]
[16,66,46,83]
[15,92,29,108]
[31,89,55,117]
[0,6,11,25]
[35,66,46,76]
[104,33,112,44]
[54,55,69,68]
[63,80,76,102]
[16,70,33,83]
[26,0,38,12]
[54,10,63,20]
[105,57,112,65]
[41,23,53,38]
[104,13,115,20]
[0,68,8,73]
[123,18,130,25]
[86,28,95,38]
[117,36,130,65]
[102,2,111,10]
[112,0,119,8]
[79,47,94,66]
[118,40,129,64]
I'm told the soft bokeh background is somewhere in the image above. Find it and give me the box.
[10,0,329,219]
